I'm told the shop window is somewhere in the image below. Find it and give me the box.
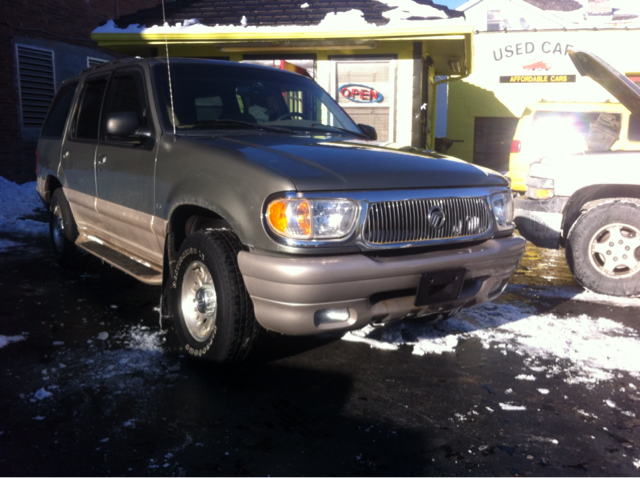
[487,10,501,31]
[16,44,56,128]
[333,59,396,143]
[473,117,519,173]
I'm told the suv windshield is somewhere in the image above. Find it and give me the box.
[153,61,363,136]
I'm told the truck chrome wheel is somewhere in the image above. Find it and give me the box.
[48,189,79,266]
[180,260,217,342]
[51,205,66,254]
[588,223,640,279]
[172,230,260,362]
[566,202,640,297]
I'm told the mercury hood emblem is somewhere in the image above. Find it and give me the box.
[428,206,446,229]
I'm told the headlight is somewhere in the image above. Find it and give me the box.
[490,191,515,229]
[266,198,359,240]
[525,177,555,199]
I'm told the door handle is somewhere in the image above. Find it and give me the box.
[62,150,70,158]
[99,155,107,164]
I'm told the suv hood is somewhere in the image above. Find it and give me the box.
[196,134,507,191]
[569,49,640,118]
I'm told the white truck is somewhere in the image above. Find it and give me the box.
[515,49,640,297]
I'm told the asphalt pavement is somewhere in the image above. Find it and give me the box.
[1,231,639,476]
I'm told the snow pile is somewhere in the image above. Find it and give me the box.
[344,300,640,384]
[0,334,26,349]
[0,177,47,237]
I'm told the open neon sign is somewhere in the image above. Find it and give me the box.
[339,84,384,103]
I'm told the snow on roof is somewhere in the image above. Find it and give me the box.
[92,0,463,35]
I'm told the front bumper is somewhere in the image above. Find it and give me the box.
[238,236,526,336]
[514,196,568,249]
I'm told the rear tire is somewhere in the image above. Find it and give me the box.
[171,230,261,362]
[566,202,640,297]
[49,188,79,267]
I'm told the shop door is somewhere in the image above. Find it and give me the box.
[332,59,396,143]
[473,117,519,173]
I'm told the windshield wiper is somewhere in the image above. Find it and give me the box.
[181,119,298,134]
[308,124,370,139]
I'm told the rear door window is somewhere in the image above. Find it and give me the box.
[72,78,108,140]
[41,81,78,138]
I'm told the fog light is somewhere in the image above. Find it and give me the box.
[314,308,350,325]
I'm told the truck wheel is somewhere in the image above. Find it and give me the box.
[566,202,640,297]
[49,188,79,266]
[171,230,261,362]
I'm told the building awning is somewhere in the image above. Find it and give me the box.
[91,2,473,77]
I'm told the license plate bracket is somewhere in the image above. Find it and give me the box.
[414,269,465,307]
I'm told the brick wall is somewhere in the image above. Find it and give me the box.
[0,0,158,183]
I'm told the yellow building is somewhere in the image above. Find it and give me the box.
[91,0,473,151]
[446,0,640,171]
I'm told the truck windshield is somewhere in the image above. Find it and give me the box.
[152,61,363,136]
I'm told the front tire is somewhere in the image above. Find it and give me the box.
[171,230,261,362]
[49,188,79,267]
[566,202,640,297]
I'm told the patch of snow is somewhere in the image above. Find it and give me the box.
[499,402,527,411]
[537,388,550,395]
[97,332,109,341]
[34,388,53,400]
[0,334,26,349]
[380,0,449,21]
[343,300,640,386]
[516,374,536,381]
[0,178,47,236]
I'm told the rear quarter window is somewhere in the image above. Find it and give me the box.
[629,113,640,142]
[40,81,78,138]
[532,110,621,152]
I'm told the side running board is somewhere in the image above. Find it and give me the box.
[78,240,163,286]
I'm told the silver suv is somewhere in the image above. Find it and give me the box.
[37,57,525,362]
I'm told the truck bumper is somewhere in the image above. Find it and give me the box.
[514,196,568,249]
[238,236,526,336]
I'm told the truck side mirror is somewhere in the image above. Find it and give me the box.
[358,124,377,141]
[106,112,150,140]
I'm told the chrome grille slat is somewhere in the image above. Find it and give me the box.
[363,197,491,245]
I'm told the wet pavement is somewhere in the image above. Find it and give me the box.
[1,231,639,476]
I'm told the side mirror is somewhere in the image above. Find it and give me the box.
[358,123,377,141]
[106,112,150,140]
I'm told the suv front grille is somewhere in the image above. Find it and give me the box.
[363,197,492,245]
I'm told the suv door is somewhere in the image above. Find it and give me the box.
[62,75,108,233]
[95,68,162,267]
